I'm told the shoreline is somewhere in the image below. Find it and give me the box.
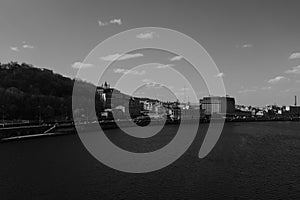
[1,117,299,142]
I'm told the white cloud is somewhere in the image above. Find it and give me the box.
[98,20,108,26]
[146,83,163,88]
[22,44,34,49]
[109,19,122,25]
[178,87,190,91]
[268,76,287,84]
[175,92,185,96]
[238,89,257,94]
[10,42,34,52]
[100,53,143,61]
[114,68,145,75]
[285,65,300,74]
[142,79,153,83]
[156,64,174,69]
[261,86,272,90]
[141,79,163,88]
[71,62,94,69]
[98,18,122,27]
[242,44,253,48]
[10,46,19,52]
[215,72,225,78]
[289,52,300,59]
[170,55,183,61]
[136,31,157,40]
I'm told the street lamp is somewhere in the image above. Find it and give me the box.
[38,105,41,124]
[1,105,4,127]
[63,106,68,121]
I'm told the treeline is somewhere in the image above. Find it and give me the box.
[0,62,95,122]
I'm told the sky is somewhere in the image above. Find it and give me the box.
[1,0,300,106]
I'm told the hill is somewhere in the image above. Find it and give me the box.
[0,62,94,122]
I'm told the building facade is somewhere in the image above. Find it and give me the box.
[200,96,235,115]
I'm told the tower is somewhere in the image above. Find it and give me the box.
[295,95,297,106]
[183,85,186,103]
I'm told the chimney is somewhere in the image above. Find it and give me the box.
[295,95,297,106]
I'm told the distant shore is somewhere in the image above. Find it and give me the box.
[1,117,299,142]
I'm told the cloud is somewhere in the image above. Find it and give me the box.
[10,46,19,52]
[215,72,225,78]
[289,52,300,59]
[237,89,257,94]
[178,87,190,91]
[242,44,253,48]
[22,44,34,49]
[98,20,108,26]
[114,68,146,75]
[100,53,143,61]
[142,79,155,84]
[285,65,300,74]
[261,86,272,90]
[98,18,122,27]
[175,92,185,96]
[268,76,287,84]
[109,19,122,25]
[236,44,253,48]
[156,64,174,69]
[71,62,94,69]
[170,55,183,61]
[136,31,157,40]
[146,83,163,88]
[10,42,34,52]
[142,79,163,88]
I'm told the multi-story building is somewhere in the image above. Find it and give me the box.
[290,96,300,117]
[290,106,300,116]
[96,82,143,119]
[200,96,235,115]
[164,101,181,120]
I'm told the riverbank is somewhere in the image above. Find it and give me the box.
[1,117,299,142]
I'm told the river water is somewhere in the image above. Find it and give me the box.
[0,122,299,199]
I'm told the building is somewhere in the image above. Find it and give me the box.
[234,109,252,117]
[200,96,235,115]
[164,101,181,120]
[96,82,143,119]
[128,97,143,118]
[96,82,132,109]
[290,106,300,116]
[290,96,300,116]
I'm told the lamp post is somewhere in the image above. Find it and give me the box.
[64,106,68,121]
[1,105,4,127]
[38,105,41,124]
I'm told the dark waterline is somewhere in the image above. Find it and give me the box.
[0,121,299,199]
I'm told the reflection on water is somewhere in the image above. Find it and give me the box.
[0,122,299,199]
